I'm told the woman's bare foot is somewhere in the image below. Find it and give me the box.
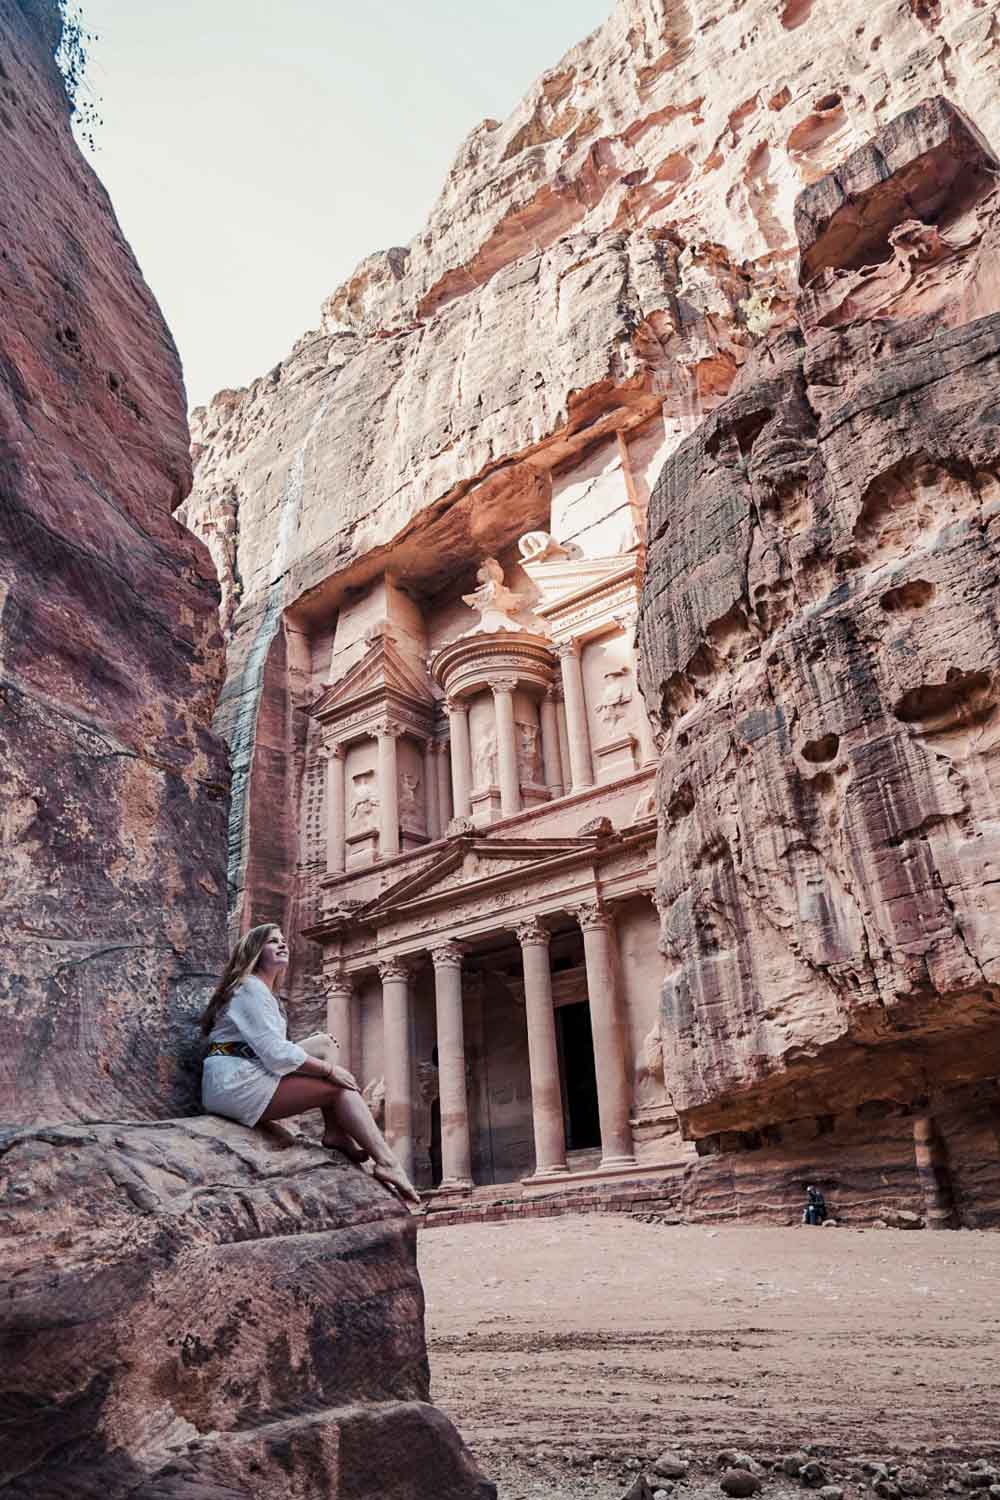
[372,1160,421,1206]
[322,1128,369,1164]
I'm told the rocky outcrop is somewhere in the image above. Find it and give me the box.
[0,6,492,1495]
[0,0,228,1123]
[639,97,1000,1221]
[183,0,1000,946]
[0,1120,493,1499]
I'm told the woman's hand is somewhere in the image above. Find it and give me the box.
[325,1064,360,1092]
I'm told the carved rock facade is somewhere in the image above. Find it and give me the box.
[640,97,1000,1224]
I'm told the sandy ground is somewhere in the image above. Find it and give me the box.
[419,1215,1000,1500]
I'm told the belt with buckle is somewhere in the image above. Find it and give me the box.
[206,1041,257,1062]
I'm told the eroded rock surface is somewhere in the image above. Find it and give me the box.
[183,0,1000,938]
[0,0,228,1123]
[0,1120,492,1499]
[639,99,1000,1187]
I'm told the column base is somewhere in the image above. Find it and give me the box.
[600,1154,638,1171]
[522,1164,570,1185]
[436,1177,475,1194]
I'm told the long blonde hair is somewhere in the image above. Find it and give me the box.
[199,923,280,1036]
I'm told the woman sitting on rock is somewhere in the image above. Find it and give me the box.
[200,923,420,1204]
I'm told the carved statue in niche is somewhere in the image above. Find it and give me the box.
[399,770,421,817]
[462,557,522,633]
[473,730,498,788]
[350,770,379,828]
[516,721,542,783]
[597,663,633,728]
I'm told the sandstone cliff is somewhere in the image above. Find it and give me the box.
[640,97,1000,1222]
[0,4,493,1492]
[183,0,1000,950]
[0,0,227,1122]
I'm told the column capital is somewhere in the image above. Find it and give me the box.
[431,940,464,970]
[376,718,405,740]
[514,917,551,949]
[487,674,518,696]
[574,899,611,932]
[320,739,346,760]
[555,639,580,661]
[445,695,468,714]
[324,966,354,999]
[544,683,564,704]
[378,955,411,982]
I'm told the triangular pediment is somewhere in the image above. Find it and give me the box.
[357,832,603,921]
[310,635,432,720]
[520,554,637,614]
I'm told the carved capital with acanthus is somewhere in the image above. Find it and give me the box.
[445,695,468,716]
[324,966,354,1000]
[555,639,580,662]
[574,899,610,932]
[430,940,464,970]
[487,674,518,696]
[513,917,551,948]
[319,739,346,760]
[375,719,405,741]
[544,684,563,704]
[377,955,411,983]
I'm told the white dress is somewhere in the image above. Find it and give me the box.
[201,975,309,1127]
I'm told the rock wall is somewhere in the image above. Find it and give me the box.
[183,0,1000,948]
[0,6,493,1494]
[0,0,228,1123]
[639,97,1000,1221]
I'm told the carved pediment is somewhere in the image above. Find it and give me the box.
[356,832,606,921]
[310,632,433,727]
[519,553,640,639]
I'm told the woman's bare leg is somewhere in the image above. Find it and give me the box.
[294,1033,366,1160]
[259,1075,420,1204]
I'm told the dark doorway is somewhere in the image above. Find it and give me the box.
[557,1001,601,1149]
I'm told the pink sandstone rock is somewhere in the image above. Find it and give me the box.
[0,0,228,1123]
[639,98,1000,1183]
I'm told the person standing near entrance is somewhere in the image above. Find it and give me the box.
[200,923,420,1205]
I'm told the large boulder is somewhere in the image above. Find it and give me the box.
[0,1120,493,1498]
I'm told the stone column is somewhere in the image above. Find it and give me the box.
[325,967,354,1073]
[540,687,564,799]
[423,737,440,840]
[447,697,472,819]
[575,901,634,1167]
[435,740,453,832]
[378,956,414,1179]
[557,641,594,793]
[490,675,522,817]
[431,941,473,1189]
[914,1113,958,1229]
[323,741,346,874]
[556,697,572,795]
[515,918,568,1176]
[376,722,400,859]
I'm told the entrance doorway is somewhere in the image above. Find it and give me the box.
[557,1001,601,1150]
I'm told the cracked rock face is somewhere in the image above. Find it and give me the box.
[0,1121,493,1500]
[639,98,1000,1141]
[182,0,1000,937]
[0,0,229,1123]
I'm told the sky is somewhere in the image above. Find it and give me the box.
[72,0,612,410]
